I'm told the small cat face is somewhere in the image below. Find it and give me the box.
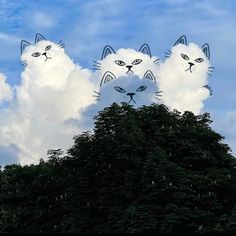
[94,44,160,85]
[20,33,65,69]
[94,71,161,108]
[165,35,212,77]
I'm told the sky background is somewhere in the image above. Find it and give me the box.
[0,0,236,164]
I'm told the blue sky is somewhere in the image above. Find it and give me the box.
[0,0,236,164]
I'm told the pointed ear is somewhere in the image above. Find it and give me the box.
[202,43,210,60]
[143,70,156,83]
[100,71,116,87]
[35,33,46,44]
[101,45,116,60]
[174,35,187,46]
[139,44,152,57]
[20,40,31,54]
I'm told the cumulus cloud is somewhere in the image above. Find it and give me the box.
[74,72,161,131]
[0,73,12,104]
[95,44,160,81]
[0,35,97,165]
[0,35,214,166]
[156,36,212,115]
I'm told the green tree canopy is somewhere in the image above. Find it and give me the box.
[1,103,236,233]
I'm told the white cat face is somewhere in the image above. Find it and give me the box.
[94,44,160,85]
[165,35,213,78]
[20,33,66,69]
[94,71,161,108]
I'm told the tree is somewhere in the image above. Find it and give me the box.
[1,103,236,233]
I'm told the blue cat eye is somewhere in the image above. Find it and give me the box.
[181,53,189,60]
[45,45,52,51]
[32,52,41,57]
[114,86,126,93]
[115,60,126,66]
[132,59,142,65]
[136,86,147,92]
[195,58,204,63]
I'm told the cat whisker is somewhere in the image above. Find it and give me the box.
[93,91,101,95]
[167,50,172,54]
[93,60,101,65]
[208,66,214,69]
[20,61,27,68]
[207,72,212,77]
[165,55,170,59]
[93,65,101,68]
[93,68,101,71]
[153,59,160,63]
[58,40,65,47]
[155,97,161,100]
[155,91,163,94]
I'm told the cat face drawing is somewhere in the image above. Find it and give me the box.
[20,33,67,69]
[94,44,160,85]
[164,35,213,80]
[19,33,75,89]
[93,71,162,108]
[157,35,213,115]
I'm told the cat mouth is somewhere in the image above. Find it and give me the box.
[126,69,134,74]
[185,66,193,73]
[44,55,52,62]
[128,98,136,104]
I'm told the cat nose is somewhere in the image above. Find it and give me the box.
[42,52,47,56]
[127,92,135,97]
[126,65,133,70]
[188,62,194,67]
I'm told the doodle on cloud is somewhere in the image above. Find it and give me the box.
[0,34,96,165]
[157,35,214,115]
[75,70,162,131]
[0,34,214,165]
[94,44,160,87]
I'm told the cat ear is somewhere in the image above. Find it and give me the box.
[139,44,152,57]
[202,43,210,60]
[174,35,187,46]
[35,33,46,44]
[20,40,31,54]
[100,71,116,87]
[143,70,156,83]
[101,45,116,60]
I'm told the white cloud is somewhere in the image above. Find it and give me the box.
[0,73,12,104]
[156,41,211,115]
[0,38,97,165]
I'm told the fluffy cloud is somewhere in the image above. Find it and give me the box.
[0,36,97,165]
[156,36,212,115]
[0,35,214,166]
[0,73,12,104]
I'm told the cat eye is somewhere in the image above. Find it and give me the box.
[136,86,147,92]
[45,45,52,51]
[31,52,41,57]
[114,86,126,93]
[132,59,142,65]
[181,53,189,60]
[115,60,126,66]
[195,58,204,63]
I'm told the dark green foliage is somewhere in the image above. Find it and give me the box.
[0,103,236,233]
